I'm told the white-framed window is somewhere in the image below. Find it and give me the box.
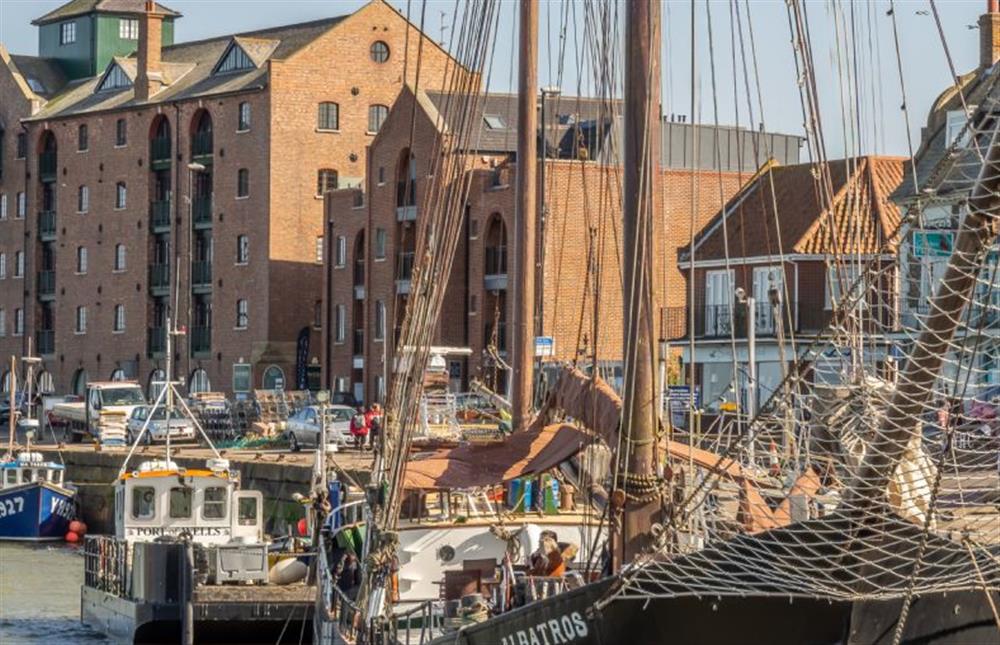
[0,194,6,219]
[370,41,390,63]
[115,182,127,209]
[374,300,385,341]
[317,169,338,195]
[78,124,88,151]
[0,253,5,280]
[232,363,251,394]
[262,365,284,390]
[119,18,139,39]
[236,235,249,264]
[113,304,125,332]
[114,244,126,271]
[335,236,346,267]
[825,263,863,310]
[469,293,478,315]
[78,185,89,213]
[752,265,784,333]
[189,369,210,394]
[16,192,25,218]
[60,21,76,45]
[13,309,23,336]
[115,118,127,146]
[76,246,88,274]
[315,236,324,264]
[236,299,248,329]
[0,309,5,337]
[215,44,254,74]
[75,306,87,334]
[97,64,132,93]
[368,104,389,133]
[237,168,249,198]
[14,251,23,278]
[704,269,734,337]
[237,102,251,132]
[335,304,346,343]
[317,102,339,131]
[374,228,386,260]
[945,108,976,148]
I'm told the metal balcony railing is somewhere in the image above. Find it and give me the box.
[38,151,57,182]
[485,245,507,276]
[190,326,211,354]
[38,210,56,240]
[148,263,170,289]
[150,200,171,231]
[150,137,171,165]
[397,251,415,281]
[191,132,213,158]
[37,270,55,297]
[193,197,212,226]
[147,327,166,355]
[192,261,212,287]
[36,329,54,356]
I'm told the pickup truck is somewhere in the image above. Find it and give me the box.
[51,382,146,445]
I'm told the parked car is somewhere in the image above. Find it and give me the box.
[331,391,360,408]
[285,405,355,451]
[126,406,197,444]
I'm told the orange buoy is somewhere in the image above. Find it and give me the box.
[65,531,80,543]
[296,518,308,536]
[69,520,87,535]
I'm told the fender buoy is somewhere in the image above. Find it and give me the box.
[69,520,88,535]
[65,531,80,543]
[297,518,308,536]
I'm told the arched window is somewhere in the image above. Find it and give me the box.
[396,148,416,207]
[36,370,54,394]
[110,368,126,382]
[368,104,389,134]
[0,370,10,393]
[191,110,213,157]
[148,369,166,401]
[484,214,507,276]
[189,369,210,394]
[262,365,284,390]
[72,369,89,396]
[150,115,171,162]
[370,41,390,63]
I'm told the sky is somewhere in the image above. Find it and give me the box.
[0,0,989,159]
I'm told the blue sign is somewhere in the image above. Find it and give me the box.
[534,336,555,357]
[666,385,700,428]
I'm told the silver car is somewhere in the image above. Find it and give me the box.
[285,405,354,451]
[127,406,197,444]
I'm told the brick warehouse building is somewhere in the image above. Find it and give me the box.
[321,85,803,404]
[0,0,465,396]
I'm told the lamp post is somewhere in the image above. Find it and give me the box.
[735,287,757,466]
[184,162,206,379]
[537,86,561,346]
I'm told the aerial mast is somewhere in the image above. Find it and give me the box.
[511,0,538,432]
[612,0,662,569]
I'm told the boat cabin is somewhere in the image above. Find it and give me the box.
[115,460,263,545]
[1,453,67,489]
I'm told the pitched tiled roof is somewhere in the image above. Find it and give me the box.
[8,54,68,98]
[32,0,180,25]
[688,156,905,261]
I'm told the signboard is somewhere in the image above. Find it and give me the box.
[912,231,954,258]
[535,336,555,357]
[666,385,700,428]
[295,327,311,390]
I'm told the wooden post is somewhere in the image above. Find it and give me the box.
[613,0,662,569]
[7,356,15,455]
[511,0,538,432]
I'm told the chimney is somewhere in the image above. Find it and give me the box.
[136,1,165,101]
[980,0,1000,69]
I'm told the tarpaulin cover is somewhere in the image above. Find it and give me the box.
[403,423,590,490]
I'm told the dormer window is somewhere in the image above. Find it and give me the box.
[97,63,133,93]
[484,115,506,130]
[119,18,139,40]
[215,43,255,75]
[60,21,76,45]
[946,108,976,148]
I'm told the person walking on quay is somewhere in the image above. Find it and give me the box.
[349,408,369,451]
[366,403,382,452]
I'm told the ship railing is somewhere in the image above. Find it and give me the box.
[517,572,586,603]
[388,599,446,645]
[84,534,132,599]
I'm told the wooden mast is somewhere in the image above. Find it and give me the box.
[511,0,538,432]
[613,0,662,569]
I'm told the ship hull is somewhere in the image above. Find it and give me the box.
[0,481,75,541]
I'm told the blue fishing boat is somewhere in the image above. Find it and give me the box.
[0,452,76,541]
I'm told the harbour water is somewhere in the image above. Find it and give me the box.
[0,542,109,644]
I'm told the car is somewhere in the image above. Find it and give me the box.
[331,391,360,408]
[285,405,355,451]
[126,406,198,445]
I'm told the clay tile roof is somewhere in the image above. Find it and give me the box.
[33,0,180,25]
[689,156,905,261]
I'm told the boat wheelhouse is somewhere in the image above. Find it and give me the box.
[0,452,76,541]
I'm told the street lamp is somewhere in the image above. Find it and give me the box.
[536,86,562,348]
[182,162,206,377]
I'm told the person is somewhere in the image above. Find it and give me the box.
[350,408,368,451]
[366,403,382,452]
[337,552,362,601]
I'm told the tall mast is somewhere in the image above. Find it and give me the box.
[511,0,538,432]
[613,0,662,568]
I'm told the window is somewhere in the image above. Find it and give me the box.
[16,192,25,218]
[190,369,210,393]
[469,293,478,315]
[78,124,88,151]
[115,182,127,209]
[114,244,126,271]
[232,363,251,393]
[335,304,346,343]
[377,166,385,184]
[946,108,975,147]
[215,43,255,74]
[375,300,385,341]
[238,496,258,526]
[317,102,340,131]
[370,41,390,63]
[236,235,249,264]
[313,300,322,328]
[13,309,22,336]
[131,486,156,520]
[236,299,248,329]
[75,306,87,333]
[97,63,132,92]
[203,487,227,519]
[78,185,89,213]
[335,236,347,267]
[237,168,249,198]
[0,309,5,337]
[374,228,386,259]
[826,263,863,310]
[317,169,338,195]
[237,102,251,131]
[470,218,479,238]
[262,365,284,390]
[60,21,76,45]
[704,269,734,337]
[14,251,23,278]
[16,134,26,159]
[315,236,324,264]
[76,246,88,274]
[368,105,389,133]
[483,115,506,130]
[119,18,139,40]
[0,194,6,219]
[113,304,125,332]
[115,118,127,146]
[0,253,5,279]
[169,488,192,519]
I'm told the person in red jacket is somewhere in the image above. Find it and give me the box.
[364,403,382,452]
[349,408,369,451]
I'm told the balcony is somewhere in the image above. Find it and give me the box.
[353,329,364,356]
[151,137,172,169]
[354,285,365,300]
[148,263,170,295]
[193,197,212,228]
[191,132,213,160]
[691,302,800,339]
[484,246,508,291]
[396,251,414,294]
[38,151,57,182]
[190,325,211,356]
[150,200,171,232]
[396,205,417,222]
[36,330,54,356]
[147,327,166,356]
[37,270,55,300]
[38,210,56,241]
[192,261,212,291]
